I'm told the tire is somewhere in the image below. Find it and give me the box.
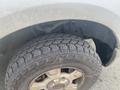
[5,34,102,90]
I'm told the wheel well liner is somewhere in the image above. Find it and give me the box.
[0,20,117,68]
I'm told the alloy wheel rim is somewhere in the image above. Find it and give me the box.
[29,67,85,90]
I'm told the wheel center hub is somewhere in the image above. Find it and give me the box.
[47,77,69,90]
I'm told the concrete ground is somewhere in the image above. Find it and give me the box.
[90,53,120,90]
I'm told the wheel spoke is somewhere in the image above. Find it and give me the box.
[65,84,77,90]
[30,78,51,90]
[30,82,46,90]
[69,70,82,81]
[46,68,61,79]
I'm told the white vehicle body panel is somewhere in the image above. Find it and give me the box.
[0,0,120,60]
[0,0,120,17]
[0,0,120,48]
[0,0,120,61]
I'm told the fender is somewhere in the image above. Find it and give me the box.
[0,3,120,65]
[0,3,120,48]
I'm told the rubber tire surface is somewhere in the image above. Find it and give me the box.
[5,34,102,90]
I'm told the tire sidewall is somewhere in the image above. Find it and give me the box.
[13,52,101,90]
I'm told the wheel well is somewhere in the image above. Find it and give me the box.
[0,20,117,68]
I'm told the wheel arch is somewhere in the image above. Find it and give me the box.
[0,19,118,66]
